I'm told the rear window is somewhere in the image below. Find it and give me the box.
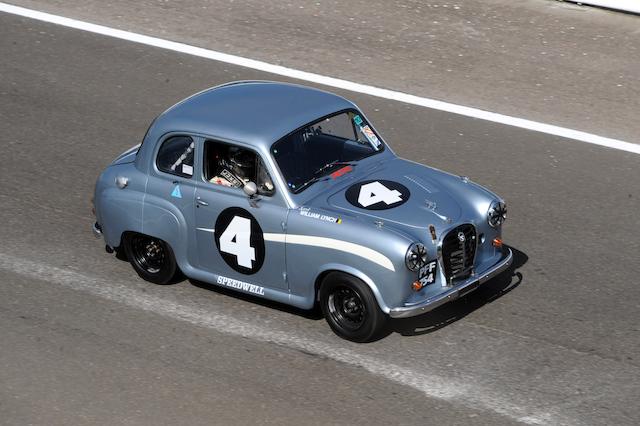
[156,135,195,178]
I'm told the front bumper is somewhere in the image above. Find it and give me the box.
[388,248,513,319]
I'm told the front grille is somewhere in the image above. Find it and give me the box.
[442,224,477,282]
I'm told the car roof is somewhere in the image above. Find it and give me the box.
[150,81,356,149]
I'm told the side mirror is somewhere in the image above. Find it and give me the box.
[243,181,258,198]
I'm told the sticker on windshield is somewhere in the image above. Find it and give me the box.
[361,125,381,149]
[353,114,363,126]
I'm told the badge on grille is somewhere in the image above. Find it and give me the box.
[457,231,466,242]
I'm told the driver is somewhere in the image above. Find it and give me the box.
[210,146,255,188]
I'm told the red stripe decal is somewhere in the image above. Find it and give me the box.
[331,166,353,179]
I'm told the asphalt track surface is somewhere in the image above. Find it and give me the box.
[5,0,640,143]
[1,9,639,426]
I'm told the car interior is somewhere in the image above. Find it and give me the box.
[203,140,275,195]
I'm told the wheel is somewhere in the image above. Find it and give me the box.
[319,272,386,342]
[122,233,179,284]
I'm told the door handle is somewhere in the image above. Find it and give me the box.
[196,197,209,206]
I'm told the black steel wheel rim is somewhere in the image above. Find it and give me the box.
[328,285,366,331]
[131,235,166,274]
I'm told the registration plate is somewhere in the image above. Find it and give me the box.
[418,261,437,287]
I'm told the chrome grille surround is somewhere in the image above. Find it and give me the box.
[441,224,477,283]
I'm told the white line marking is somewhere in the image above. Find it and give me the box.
[264,233,395,271]
[565,0,640,14]
[0,252,561,425]
[0,2,638,155]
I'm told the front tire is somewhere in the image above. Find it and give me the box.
[123,233,179,284]
[319,272,386,342]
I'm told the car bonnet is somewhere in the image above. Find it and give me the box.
[325,158,466,231]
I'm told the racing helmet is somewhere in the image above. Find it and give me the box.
[226,147,255,179]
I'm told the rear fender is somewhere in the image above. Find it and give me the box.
[94,163,146,248]
[99,187,145,248]
[141,193,189,267]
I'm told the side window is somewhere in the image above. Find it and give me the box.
[203,140,275,196]
[156,135,195,178]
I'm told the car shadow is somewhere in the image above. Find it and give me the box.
[166,245,527,340]
[387,245,528,338]
[188,279,324,320]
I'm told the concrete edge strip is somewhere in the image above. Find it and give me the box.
[563,0,640,14]
[0,251,562,425]
[1,2,638,155]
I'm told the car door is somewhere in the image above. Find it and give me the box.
[193,139,289,291]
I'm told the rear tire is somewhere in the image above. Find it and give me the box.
[123,233,179,284]
[319,272,386,342]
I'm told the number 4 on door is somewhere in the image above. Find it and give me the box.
[219,216,255,268]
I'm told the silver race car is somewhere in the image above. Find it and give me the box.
[92,81,512,342]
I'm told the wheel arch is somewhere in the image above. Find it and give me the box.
[140,193,191,264]
[313,264,390,314]
[121,231,182,284]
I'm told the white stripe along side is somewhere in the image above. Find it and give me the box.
[0,2,638,154]
[264,233,395,271]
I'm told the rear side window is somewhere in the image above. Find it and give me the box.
[156,135,195,178]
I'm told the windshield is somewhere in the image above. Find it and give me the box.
[271,110,384,193]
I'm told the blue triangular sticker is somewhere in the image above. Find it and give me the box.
[171,185,182,198]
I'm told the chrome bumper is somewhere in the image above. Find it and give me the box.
[389,248,513,319]
[92,222,103,239]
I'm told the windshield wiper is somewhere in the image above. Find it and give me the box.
[294,175,329,193]
[312,160,356,177]
[294,161,356,193]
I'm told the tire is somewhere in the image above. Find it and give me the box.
[122,233,179,284]
[319,272,386,342]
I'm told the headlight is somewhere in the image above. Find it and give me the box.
[405,243,428,272]
[487,201,507,228]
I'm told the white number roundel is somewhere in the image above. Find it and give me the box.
[345,180,410,210]
[219,216,255,268]
[357,181,403,207]
[214,208,265,274]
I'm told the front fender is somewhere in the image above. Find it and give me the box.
[314,263,391,313]
[285,209,417,313]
